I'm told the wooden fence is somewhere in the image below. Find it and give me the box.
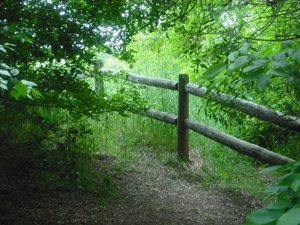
[102,68,299,165]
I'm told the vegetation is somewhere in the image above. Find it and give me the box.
[0,0,299,225]
[244,162,300,225]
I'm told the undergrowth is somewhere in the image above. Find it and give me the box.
[73,57,275,198]
[76,77,270,198]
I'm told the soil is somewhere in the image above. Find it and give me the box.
[0,148,262,225]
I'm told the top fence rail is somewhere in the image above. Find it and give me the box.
[101,68,300,133]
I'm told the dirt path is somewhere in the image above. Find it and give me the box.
[0,149,262,225]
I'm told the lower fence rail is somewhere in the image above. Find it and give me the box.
[185,119,294,165]
[143,109,177,125]
[139,108,294,165]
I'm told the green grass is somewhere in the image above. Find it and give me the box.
[73,54,278,199]
[75,77,270,198]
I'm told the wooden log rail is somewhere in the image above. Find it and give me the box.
[141,109,293,165]
[101,68,298,165]
[185,84,300,133]
[143,109,177,125]
[185,119,293,165]
[101,68,178,90]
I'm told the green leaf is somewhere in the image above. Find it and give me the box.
[4,43,16,47]
[266,185,288,194]
[248,209,284,224]
[281,40,293,49]
[21,79,37,87]
[267,201,292,210]
[234,56,249,69]
[227,63,235,74]
[0,78,8,90]
[270,60,288,68]
[228,51,239,62]
[0,69,11,77]
[0,45,6,53]
[262,165,283,173]
[286,76,295,84]
[7,78,18,90]
[203,62,227,80]
[243,64,265,73]
[268,69,287,77]
[0,63,10,69]
[291,179,300,192]
[239,43,251,55]
[31,88,42,98]
[10,69,19,76]
[243,72,261,83]
[0,83,7,90]
[256,74,270,91]
[273,49,293,60]
[250,51,259,60]
[277,208,300,225]
[10,81,28,100]
[291,49,300,61]
[253,57,269,65]
[279,173,300,186]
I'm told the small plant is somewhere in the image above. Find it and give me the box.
[0,43,40,100]
[243,161,300,225]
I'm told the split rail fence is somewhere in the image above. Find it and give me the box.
[102,68,300,165]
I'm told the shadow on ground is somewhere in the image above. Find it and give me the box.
[0,148,262,225]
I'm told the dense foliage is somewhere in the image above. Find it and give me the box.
[126,1,300,154]
[0,0,195,190]
[124,1,300,224]
[244,162,300,225]
[0,0,300,224]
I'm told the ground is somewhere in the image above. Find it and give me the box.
[0,148,262,225]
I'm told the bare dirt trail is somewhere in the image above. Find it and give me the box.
[0,149,262,225]
[96,150,262,225]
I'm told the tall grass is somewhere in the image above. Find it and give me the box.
[78,34,297,198]
[75,54,271,197]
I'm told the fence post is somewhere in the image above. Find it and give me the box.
[177,74,189,162]
[94,59,104,94]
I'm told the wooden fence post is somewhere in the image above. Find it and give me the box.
[177,74,189,162]
[94,59,104,94]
